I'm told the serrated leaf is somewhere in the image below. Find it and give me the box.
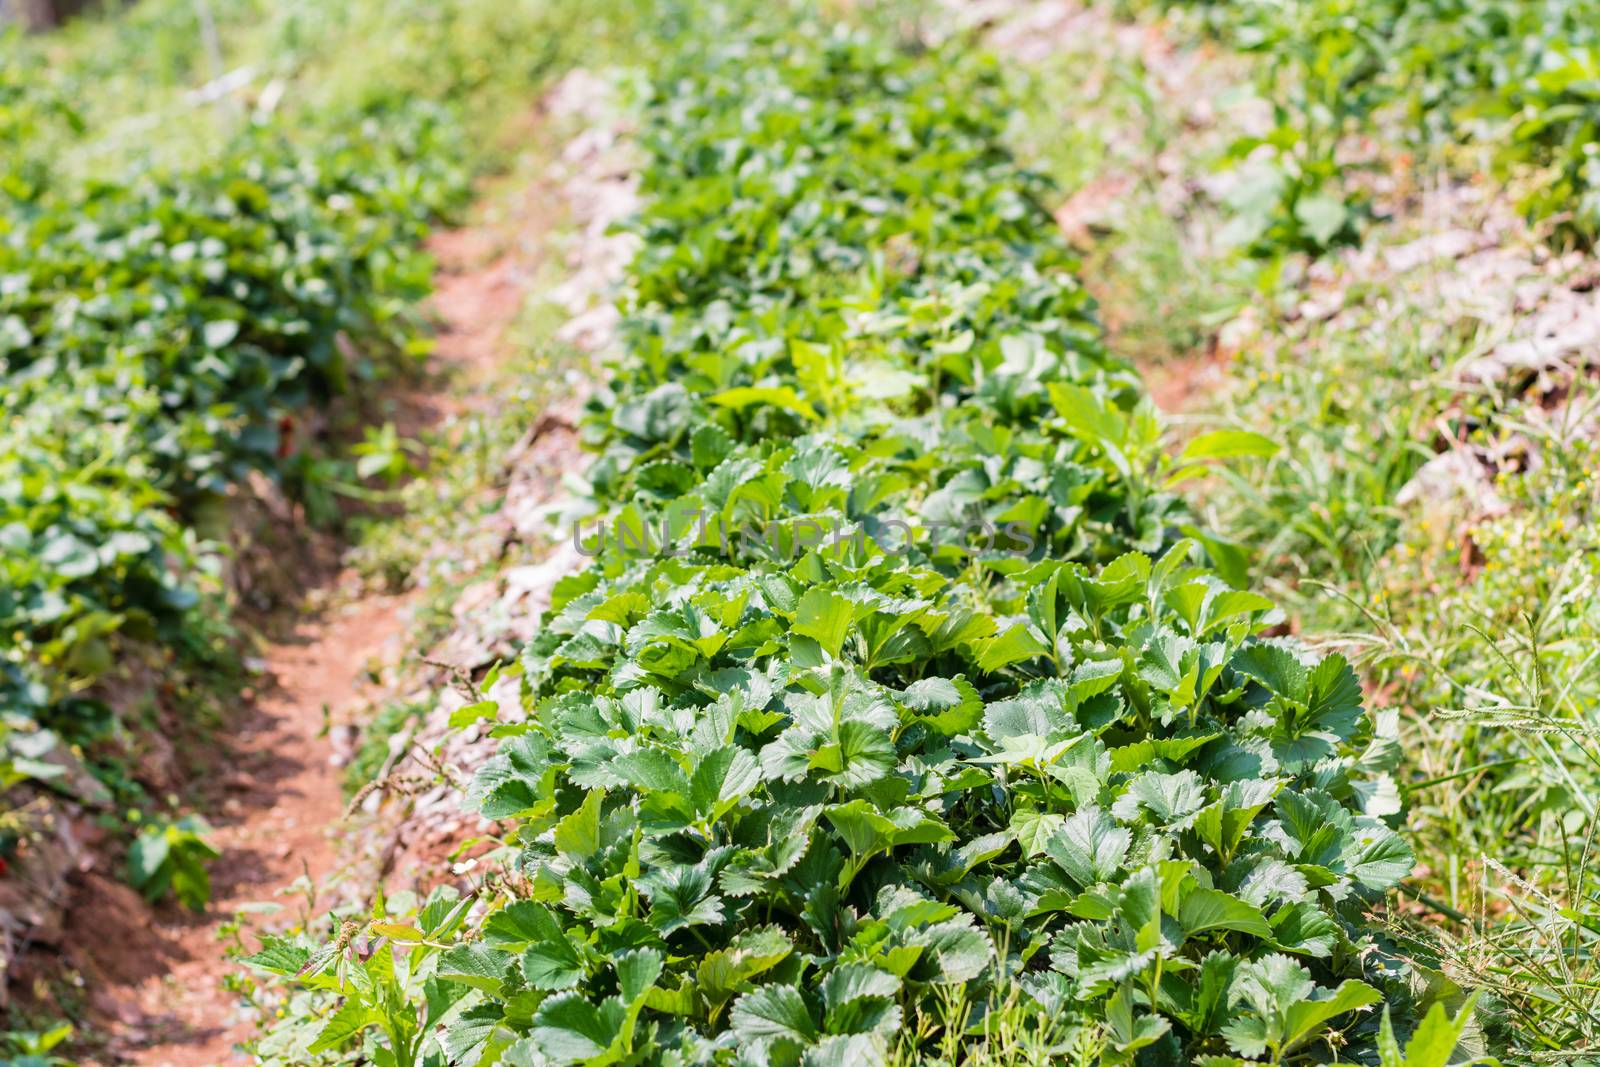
[438,944,512,994]
[793,588,855,659]
[820,963,901,1009]
[1178,887,1272,940]
[975,623,1049,672]
[1011,809,1065,858]
[690,745,763,821]
[1269,901,1338,957]
[553,788,604,860]
[522,930,584,991]
[1046,806,1131,887]
[697,926,794,1008]
[532,992,622,1063]
[615,947,664,1004]
[1348,824,1414,890]
[899,676,982,735]
[241,935,311,977]
[730,984,818,1045]
[308,997,375,1054]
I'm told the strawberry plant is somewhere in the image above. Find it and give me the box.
[127,814,220,912]
[248,13,1444,1063]
[0,45,469,770]
[0,16,477,931]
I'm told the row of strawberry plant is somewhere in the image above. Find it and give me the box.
[250,13,1445,1065]
[0,46,467,770]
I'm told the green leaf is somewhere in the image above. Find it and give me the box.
[709,385,819,421]
[697,927,794,1010]
[805,1034,886,1067]
[1269,901,1338,957]
[690,745,762,821]
[1193,778,1281,857]
[1294,191,1348,246]
[307,998,375,1054]
[793,588,854,658]
[1379,993,1483,1067]
[368,922,424,942]
[1225,956,1382,1057]
[691,424,736,469]
[438,944,512,994]
[615,947,664,1005]
[486,900,562,947]
[1106,981,1170,1054]
[521,923,585,990]
[820,963,901,1009]
[202,319,240,349]
[532,992,623,1063]
[1179,524,1251,590]
[241,935,310,977]
[975,623,1050,672]
[1011,808,1065,858]
[1114,770,1208,830]
[899,676,982,735]
[614,748,692,796]
[826,800,898,860]
[820,720,896,788]
[1349,825,1415,891]
[1045,807,1130,887]
[1178,430,1278,463]
[1048,383,1129,453]
[730,984,818,1045]
[921,920,992,983]
[443,1003,515,1065]
[1231,642,1309,700]
[126,830,171,890]
[553,788,605,860]
[1178,887,1272,940]
[639,862,726,934]
[1283,980,1383,1048]
[449,698,500,729]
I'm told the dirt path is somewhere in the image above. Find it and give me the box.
[59,138,557,1067]
[74,593,412,1067]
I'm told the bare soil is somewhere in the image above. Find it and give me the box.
[75,594,411,1067]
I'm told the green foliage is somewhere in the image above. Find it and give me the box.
[1,0,658,953]
[343,699,430,797]
[128,814,220,911]
[1201,0,1382,259]
[1360,418,1600,1053]
[244,890,483,1067]
[251,14,1442,1063]
[1377,994,1496,1067]
[1153,0,1600,250]
[0,0,594,794]
[353,423,426,486]
[0,32,81,202]
[1197,190,1600,1054]
[0,106,461,721]
[0,1021,76,1067]
[0,56,468,806]
[1377,0,1600,236]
